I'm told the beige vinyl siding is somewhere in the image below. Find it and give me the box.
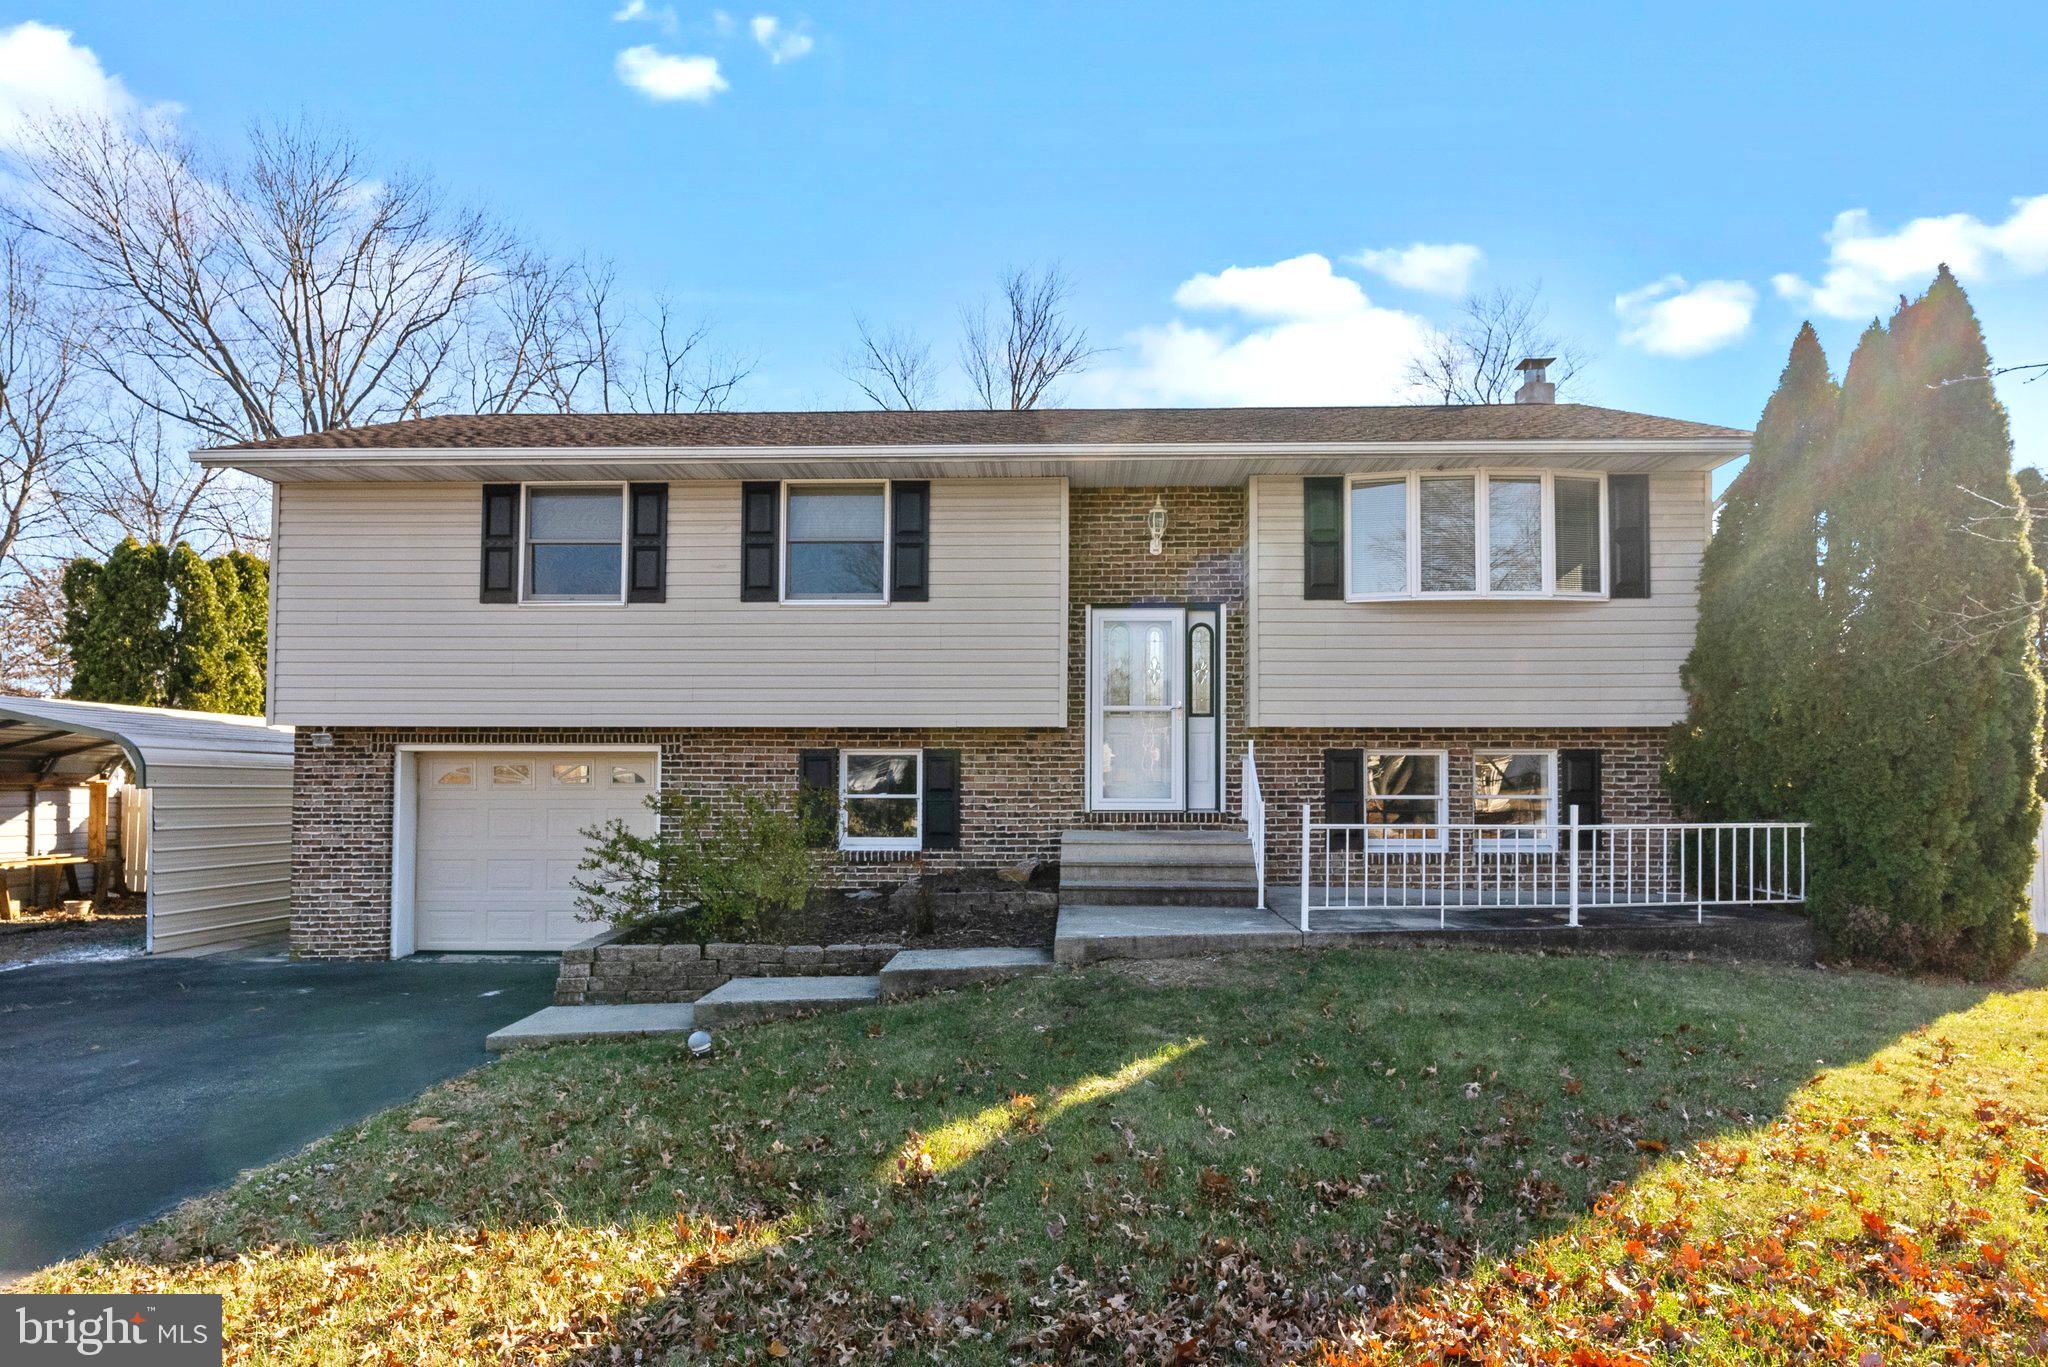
[146,758,292,955]
[271,478,1068,728]
[1248,472,1708,728]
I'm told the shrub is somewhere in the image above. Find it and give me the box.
[573,789,817,943]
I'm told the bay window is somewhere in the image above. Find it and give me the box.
[1344,471,1608,600]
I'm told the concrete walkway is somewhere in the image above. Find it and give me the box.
[1054,900,1815,965]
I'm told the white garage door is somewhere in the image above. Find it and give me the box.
[413,751,657,951]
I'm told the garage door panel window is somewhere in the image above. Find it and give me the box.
[431,762,472,787]
[841,751,920,850]
[550,763,590,785]
[611,764,650,786]
[492,763,532,787]
[524,486,626,603]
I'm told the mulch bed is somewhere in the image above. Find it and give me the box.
[626,869,1060,950]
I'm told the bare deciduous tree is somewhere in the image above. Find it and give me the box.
[959,264,1100,410]
[0,233,87,575]
[56,408,262,555]
[0,558,71,696]
[600,296,753,413]
[1406,283,1588,405]
[840,313,942,410]
[11,113,515,443]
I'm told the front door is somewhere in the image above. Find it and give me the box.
[1089,607,1186,810]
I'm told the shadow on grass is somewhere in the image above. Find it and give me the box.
[33,947,2021,1363]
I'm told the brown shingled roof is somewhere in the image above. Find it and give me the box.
[208,403,1749,452]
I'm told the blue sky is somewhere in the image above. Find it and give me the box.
[10,3,2048,475]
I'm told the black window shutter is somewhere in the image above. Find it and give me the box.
[1303,477,1343,599]
[1323,748,1364,824]
[741,481,780,602]
[797,749,837,848]
[627,482,668,603]
[1609,474,1651,599]
[1560,748,1602,827]
[890,481,930,602]
[923,747,960,849]
[480,484,518,603]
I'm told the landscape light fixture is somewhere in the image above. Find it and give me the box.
[687,1029,713,1057]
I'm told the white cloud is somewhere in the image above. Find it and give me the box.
[1349,241,1484,296]
[1775,196,2048,318]
[615,45,728,102]
[749,15,813,64]
[1076,254,1431,407]
[612,1,680,33]
[1614,275,1757,357]
[0,21,150,146]
[1171,253,1366,321]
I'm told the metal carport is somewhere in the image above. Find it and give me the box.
[0,698,293,954]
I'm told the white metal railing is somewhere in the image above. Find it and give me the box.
[1240,743,1267,909]
[1296,804,1807,932]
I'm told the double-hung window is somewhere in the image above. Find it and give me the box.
[1473,751,1557,848]
[1345,471,1607,600]
[1366,750,1448,850]
[524,485,626,603]
[786,483,888,601]
[840,750,921,851]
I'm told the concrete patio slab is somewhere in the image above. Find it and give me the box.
[693,975,881,1027]
[1053,904,1300,965]
[878,947,1055,999]
[486,1003,695,1052]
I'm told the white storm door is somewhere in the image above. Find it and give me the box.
[1090,607,1186,811]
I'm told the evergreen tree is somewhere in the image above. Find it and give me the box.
[62,538,172,705]
[60,540,269,715]
[1669,324,1839,819]
[166,543,234,711]
[213,550,269,715]
[1807,269,2043,975]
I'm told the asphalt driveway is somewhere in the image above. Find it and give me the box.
[0,951,559,1282]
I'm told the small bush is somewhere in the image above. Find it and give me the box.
[573,789,817,943]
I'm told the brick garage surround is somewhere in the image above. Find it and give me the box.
[288,485,1679,957]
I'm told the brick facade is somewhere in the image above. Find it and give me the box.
[289,483,1677,958]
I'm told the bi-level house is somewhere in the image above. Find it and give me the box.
[200,362,1750,959]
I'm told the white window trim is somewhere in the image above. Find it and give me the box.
[518,481,629,606]
[1472,748,1559,852]
[1366,748,1449,852]
[839,748,922,852]
[781,479,893,605]
[1342,470,1609,602]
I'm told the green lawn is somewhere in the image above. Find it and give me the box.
[30,948,2048,1364]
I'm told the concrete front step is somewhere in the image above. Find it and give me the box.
[1060,830,1256,866]
[878,946,1055,1000]
[693,975,882,1027]
[487,1003,695,1052]
[1057,862,1260,886]
[1054,904,1297,964]
[1058,882,1262,908]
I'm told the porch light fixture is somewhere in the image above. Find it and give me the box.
[1146,498,1167,556]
